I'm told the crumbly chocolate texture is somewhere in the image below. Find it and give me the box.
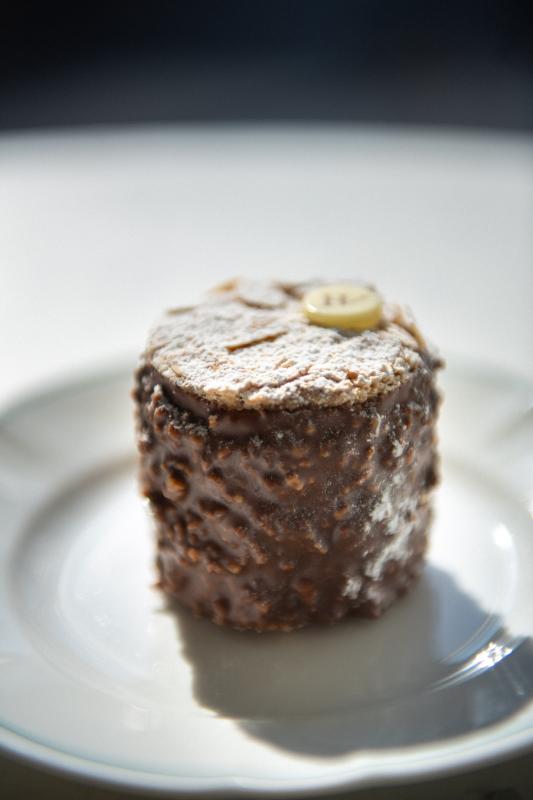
[134,281,442,631]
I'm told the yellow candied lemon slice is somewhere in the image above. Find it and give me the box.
[302,284,382,331]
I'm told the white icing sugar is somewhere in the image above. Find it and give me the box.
[342,575,363,600]
[392,438,406,458]
[365,583,387,606]
[366,515,416,581]
[366,470,420,580]
[144,279,428,410]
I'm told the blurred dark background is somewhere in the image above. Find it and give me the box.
[1,0,532,132]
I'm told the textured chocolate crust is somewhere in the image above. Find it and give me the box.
[134,354,441,632]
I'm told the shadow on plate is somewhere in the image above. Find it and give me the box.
[170,565,533,757]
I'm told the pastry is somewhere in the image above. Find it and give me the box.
[133,279,442,631]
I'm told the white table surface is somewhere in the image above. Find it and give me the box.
[1,125,532,799]
[1,125,532,409]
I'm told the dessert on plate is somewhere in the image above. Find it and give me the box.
[133,279,442,631]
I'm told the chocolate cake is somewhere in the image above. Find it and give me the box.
[134,279,442,632]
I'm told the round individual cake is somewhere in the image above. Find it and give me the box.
[133,279,442,632]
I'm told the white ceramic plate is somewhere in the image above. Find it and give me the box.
[1,361,532,796]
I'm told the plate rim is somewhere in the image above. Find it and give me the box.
[2,720,533,797]
[1,360,532,797]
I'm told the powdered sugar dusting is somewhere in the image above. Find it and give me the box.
[145,279,428,410]
[366,465,420,580]
[342,575,363,600]
[392,439,406,458]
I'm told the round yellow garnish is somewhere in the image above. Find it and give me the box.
[302,284,382,331]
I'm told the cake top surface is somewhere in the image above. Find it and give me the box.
[143,279,436,410]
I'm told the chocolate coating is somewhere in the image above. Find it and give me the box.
[134,355,441,632]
